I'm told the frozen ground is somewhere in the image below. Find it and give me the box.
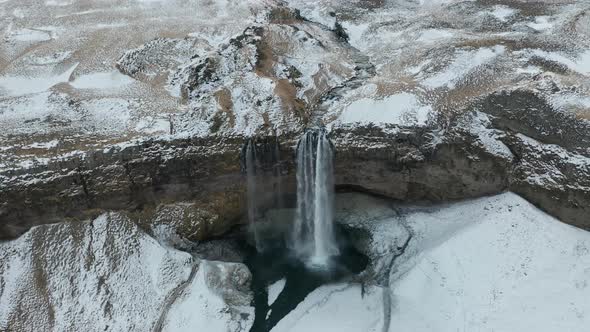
[390,193,590,332]
[271,192,590,332]
[271,283,384,332]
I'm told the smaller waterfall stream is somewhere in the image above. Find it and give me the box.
[273,139,283,209]
[292,129,339,266]
[244,139,262,251]
[242,137,283,252]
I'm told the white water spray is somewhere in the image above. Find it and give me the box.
[292,129,339,266]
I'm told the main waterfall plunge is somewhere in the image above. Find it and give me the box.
[243,129,339,267]
[241,130,367,331]
[291,130,339,266]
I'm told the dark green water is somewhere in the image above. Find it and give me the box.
[242,226,368,332]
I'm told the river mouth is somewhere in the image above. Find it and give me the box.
[241,224,369,332]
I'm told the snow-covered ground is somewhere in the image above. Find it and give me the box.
[2,0,589,173]
[271,283,384,332]
[0,0,275,171]
[268,279,287,306]
[270,192,590,332]
[390,193,590,332]
[161,260,253,332]
[0,213,253,332]
[302,0,590,130]
[335,92,432,127]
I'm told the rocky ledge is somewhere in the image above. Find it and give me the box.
[2,97,589,239]
[1,0,589,238]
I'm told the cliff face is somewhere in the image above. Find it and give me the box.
[1,110,588,239]
[1,0,589,239]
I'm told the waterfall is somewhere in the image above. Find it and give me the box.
[243,137,283,252]
[243,132,337,264]
[292,129,339,266]
[245,139,262,251]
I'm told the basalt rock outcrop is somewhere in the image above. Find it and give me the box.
[2,105,588,240]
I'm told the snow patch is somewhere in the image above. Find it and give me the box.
[70,71,134,90]
[423,46,505,89]
[527,49,590,75]
[550,93,590,112]
[528,16,554,31]
[464,111,514,161]
[134,116,171,134]
[341,21,370,50]
[417,29,455,43]
[488,5,517,22]
[267,279,286,306]
[9,28,52,42]
[0,63,78,97]
[25,140,59,149]
[337,93,431,126]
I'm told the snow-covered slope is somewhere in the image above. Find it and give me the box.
[391,193,590,332]
[270,192,590,332]
[0,213,253,332]
[161,260,253,332]
[287,0,590,132]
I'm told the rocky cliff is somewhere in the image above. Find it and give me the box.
[1,0,589,238]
